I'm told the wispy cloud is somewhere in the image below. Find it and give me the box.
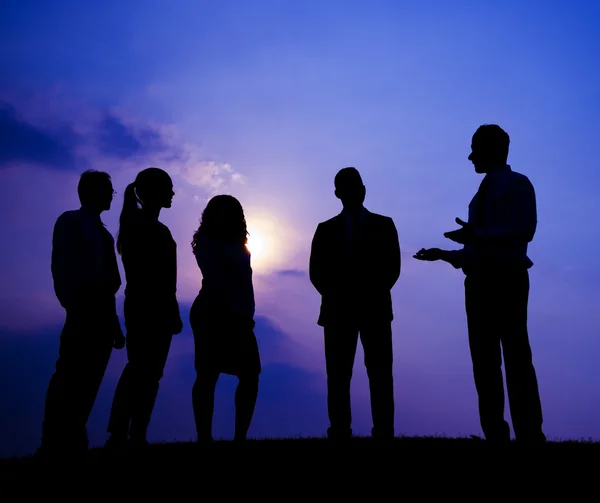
[275,269,307,278]
[0,103,80,170]
[96,113,167,159]
[178,159,242,194]
[0,93,245,195]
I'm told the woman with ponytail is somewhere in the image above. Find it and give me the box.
[190,195,261,444]
[106,167,183,449]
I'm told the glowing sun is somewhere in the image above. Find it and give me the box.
[246,228,266,260]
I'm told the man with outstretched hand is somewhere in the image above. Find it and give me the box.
[415,125,546,446]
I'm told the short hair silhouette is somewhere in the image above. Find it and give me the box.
[191,194,248,250]
[472,124,510,164]
[334,167,363,191]
[77,170,112,206]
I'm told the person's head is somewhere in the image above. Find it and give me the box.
[117,167,174,254]
[334,167,366,211]
[191,194,248,250]
[123,167,174,212]
[77,170,115,213]
[468,124,510,174]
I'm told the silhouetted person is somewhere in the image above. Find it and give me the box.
[414,124,545,446]
[40,170,124,459]
[106,167,183,449]
[190,195,261,444]
[309,168,401,441]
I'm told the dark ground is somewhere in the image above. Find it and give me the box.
[0,436,597,498]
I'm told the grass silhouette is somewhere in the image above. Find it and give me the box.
[1,435,597,496]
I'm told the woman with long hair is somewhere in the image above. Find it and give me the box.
[106,167,183,448]
[190,194,261,444]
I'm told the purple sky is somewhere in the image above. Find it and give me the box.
[1,0,600,457]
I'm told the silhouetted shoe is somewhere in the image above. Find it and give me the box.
[105,434,129,451]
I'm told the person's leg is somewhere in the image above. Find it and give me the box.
[128,332,173,444]
[74,334,113,452]
[106,333,137,446]
[234,373,260,442]
[465,274,511,445]
[192,369,220,443]
[324,326,359,440]
[360,323,394,440]
[190,295,222,445]
[233,328,261,442]
[500,270,545,445]
[40,316,74,456]
[40,310,91,457]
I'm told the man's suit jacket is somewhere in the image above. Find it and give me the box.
[309,208,401,328]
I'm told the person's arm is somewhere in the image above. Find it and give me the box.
[168,229,183,334]
[385,217,401,290]
[442,249,464,269]
[239,252,256,323]
[309,224,328,296]
[473,176,537,244]
[103,229,122,296]
[51,213,78,309]
[414,247,463,269]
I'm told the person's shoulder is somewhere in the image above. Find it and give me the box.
[194,233,219,253]
[57,209,80,220]
[54,209,81,229]
[157,222,177,245]
[319,213,343,227]
[507,168,534,190]
[366,210,394,226]
[101,224,116,242]
[143,220,172,239]
[157,221,171,233]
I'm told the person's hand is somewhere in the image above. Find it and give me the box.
[443,217,473,244]
[413,248,443,261]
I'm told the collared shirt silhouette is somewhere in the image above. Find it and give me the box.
[190,195,261,444]
[40,170,123,459]
[310,167,400,441]
[445,165,536,272]
[414,124,545,445]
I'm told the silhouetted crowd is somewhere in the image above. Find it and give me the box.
[38,124,546,459]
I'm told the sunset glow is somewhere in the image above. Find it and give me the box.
[246,227,266,261]
[2,0,600,458]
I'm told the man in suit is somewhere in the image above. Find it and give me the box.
[414,124,546,445]
[309,167,401,441]
[40,170,125,459]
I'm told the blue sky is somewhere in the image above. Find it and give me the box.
[1,0,600,457]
